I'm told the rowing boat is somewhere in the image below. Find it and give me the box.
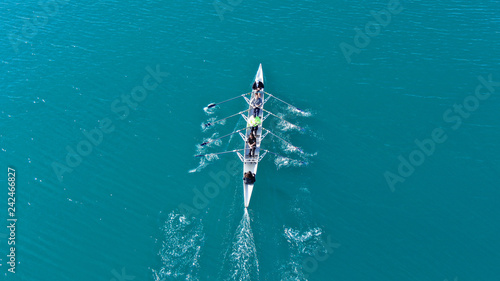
[197,64,307,209]
[241,64,264,207]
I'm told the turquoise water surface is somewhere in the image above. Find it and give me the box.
[1,0,500,280]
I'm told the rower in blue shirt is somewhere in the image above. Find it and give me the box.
[250,91,263,117]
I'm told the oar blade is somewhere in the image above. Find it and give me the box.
[287,105,304,113]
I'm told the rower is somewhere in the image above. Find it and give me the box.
[247,115,261,136]
[243,171,256,184]
[250,91,263,117]
[252,81,264,91]
[247,133,256,157]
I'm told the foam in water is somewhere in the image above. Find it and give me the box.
[188,153,220,173]
[277,185,333,281]
[191,115,242,173]
[201,117,227,132]
[201,132,223,148]
[223,209,259,281]
[274,156,308,170]
[284,227,323,255]
[279,227,324,281]
[275,117,302,133]
[153,212,205,281]
[188,133,222,173]
[283,143,303,154]
[201,117,216,132]
[287,106,312,118]
[203,106,217,115]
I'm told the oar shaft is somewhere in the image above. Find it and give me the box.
[263,150,282,157]
[205,109,251,127]
[262,128,303,153]
[200,127,249,146]
[195,149,245,157]
[265,92,302,112]
[262,109,305,131]
[207,93,251,108]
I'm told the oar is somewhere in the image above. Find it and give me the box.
[200,127,250,146]
[204,109,251,128]
[262,128,303,153]
[262,150,308,165]
[262,109,305,131]
[206,93,251,109]
[195,149,245,158]
[265,92,303,113]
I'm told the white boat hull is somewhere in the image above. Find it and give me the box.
[243,64,264,208]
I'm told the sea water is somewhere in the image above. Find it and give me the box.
[1,0,499,280]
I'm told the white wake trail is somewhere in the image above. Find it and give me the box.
[224,209,259,281]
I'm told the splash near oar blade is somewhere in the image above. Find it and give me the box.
[262,109,305,132]
[203,109,251,129]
